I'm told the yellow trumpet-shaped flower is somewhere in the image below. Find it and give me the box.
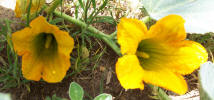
[116,15,208,94]
[12,16,74,83]
[15,0,45,17]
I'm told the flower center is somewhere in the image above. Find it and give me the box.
[136,39,167,70]
[33,33,58,59]
[137,39,153,60]
[136,51,150,59]
[45,34,53,49]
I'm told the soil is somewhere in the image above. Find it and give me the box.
[0,5,205,100]
[0,6,23,31]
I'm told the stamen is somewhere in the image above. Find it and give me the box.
[136,51,150,59]
[45,34,53,48]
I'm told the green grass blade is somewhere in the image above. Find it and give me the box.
[78,0,84,10]
[49,18,64,24]
[91,0,96,10]
[75,3,80,19]
[26,0,32,26]
[92,16,116,25]
[99,0,108,11]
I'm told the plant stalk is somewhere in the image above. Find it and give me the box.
[54,11,121,55]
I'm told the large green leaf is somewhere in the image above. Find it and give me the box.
[0,93,11,100]
[142,0,214,33]
[199,61,214,100]
[94,93,112,100]
[69,82,84,100]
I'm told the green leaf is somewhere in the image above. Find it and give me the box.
[142,0,214,33]
[99,0,108,11]
[49,18,64,25]
[0,23,7,35]
[0,45,5,52]
[0,93,11,100]
[92,16,116,25]
[0,56,7,66]
[199,61,214,100]
[0,75,10,83]
[94,93,112,100]
[75,3,80,19]
[52,94,67,100]
[91,0,96,10]
[69,82,84,100]
[26,0,32,26]
[45,94,68,100]
[45,96,52,100]
[149,84,170,100]
[1,79,17,90]
[78,0,84,10]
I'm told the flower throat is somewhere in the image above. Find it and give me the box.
[33,33,58,58]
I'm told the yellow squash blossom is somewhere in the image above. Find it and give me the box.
[12,16,74,83]
[15,0,45,17]
[116,15,208,95]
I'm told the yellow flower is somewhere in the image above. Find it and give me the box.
[116,15,208,94]
[15,0,45,17]
[12,16,74,83]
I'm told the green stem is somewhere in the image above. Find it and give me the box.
[54,11,121,55]
[46,0,62,14]
[110,31,117,39]
[5,19,12,35]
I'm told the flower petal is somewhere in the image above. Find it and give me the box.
[15,0,45,17]
[168,40,208,74]
[148,15,186,43]
[143,69,187,95]
[12,16,74,83]
[117,18,148,54]
[116,55,144,89]
[12,16,55,55]
[138,39,208,75]
[42,54,70,83]
[30,16,74,56]
[31,0,45,13]
[12,27,33,55]
[30,16,56,34]
[22,53,43,81]
[15,1,22,17]
[54,30,74,57]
